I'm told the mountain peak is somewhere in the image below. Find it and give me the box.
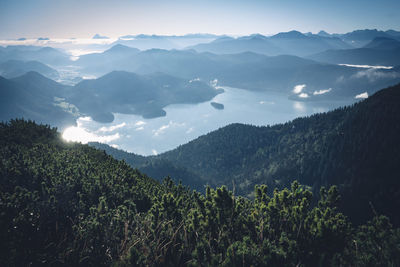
[317,30,331,37]
[271,30,306,39]
[92,34,109,39]
[105,44,139,53]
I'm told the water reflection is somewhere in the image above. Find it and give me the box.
[63,87,355,155]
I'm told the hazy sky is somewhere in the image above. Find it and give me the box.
[1,0,399,38]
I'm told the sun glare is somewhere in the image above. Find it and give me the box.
[62,126,94,143]
[62,125,121,144]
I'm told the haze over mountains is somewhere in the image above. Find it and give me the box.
[0,70,220,126]
[1,28,400,139]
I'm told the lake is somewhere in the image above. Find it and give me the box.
[62,86,356,155]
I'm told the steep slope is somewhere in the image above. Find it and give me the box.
[0,119,161,266]
[2,120,399,266]
[91,83,400,224]
[89,142,206,192]
[154,83,400,224]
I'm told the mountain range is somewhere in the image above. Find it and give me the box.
[74,45,400,99]
[309,37,400,66]
[188,31,352,56]
[0,70,222,125]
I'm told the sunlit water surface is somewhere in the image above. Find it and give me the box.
[63,87,355,155]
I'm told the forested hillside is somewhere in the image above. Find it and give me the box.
[1,120,399,266]
[95,83,400,225]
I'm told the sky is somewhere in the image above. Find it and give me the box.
[1,0,399,39]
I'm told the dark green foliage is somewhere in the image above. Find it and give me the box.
[94,83,400,226]
[148,83,400,225]
[0,119,160,266]
[1,119,399,266]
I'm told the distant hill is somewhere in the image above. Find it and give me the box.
[0,69,222,124]
[363,37,400,50]
[70,70,223,122]
[76,44,140,71]
[0,45,71,66]
[0,72,75,128]
[97,83,400,225]
[0,60,59,80]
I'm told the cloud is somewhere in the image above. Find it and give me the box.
[189,77,201,83]
[152,149,158,155]
[355,92,368,99]
[352,69,400,82]
[313,88,332,95]
[293,84,306,94]
[135,121,146,126]
[259,100,275,105]
[135,126,144,131]
[298,93,309,98]
[153,124,170,136]
[339,63,393,70]
[110,144,119,149]
[186,127,194,134]
[0,38,116,47]
[98,122,126,132]
[152,121,185,136]
[210,79,218,87]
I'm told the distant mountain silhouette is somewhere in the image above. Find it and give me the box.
[385,29,400,39]
[74,48,400,98]
[309,37,400,66]
[0,60,59,80]
[0,69,222,125]
[70,70,222,122]
[114,34,219,50]
[0,45,71,66]
[92,34,109,39]
[0,72,75,127]
[188,31,351,56]
[363,37,400,50]
[77,44,140,70]
[339,29,394,47]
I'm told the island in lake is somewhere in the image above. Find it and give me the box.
[210,101,224,110]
